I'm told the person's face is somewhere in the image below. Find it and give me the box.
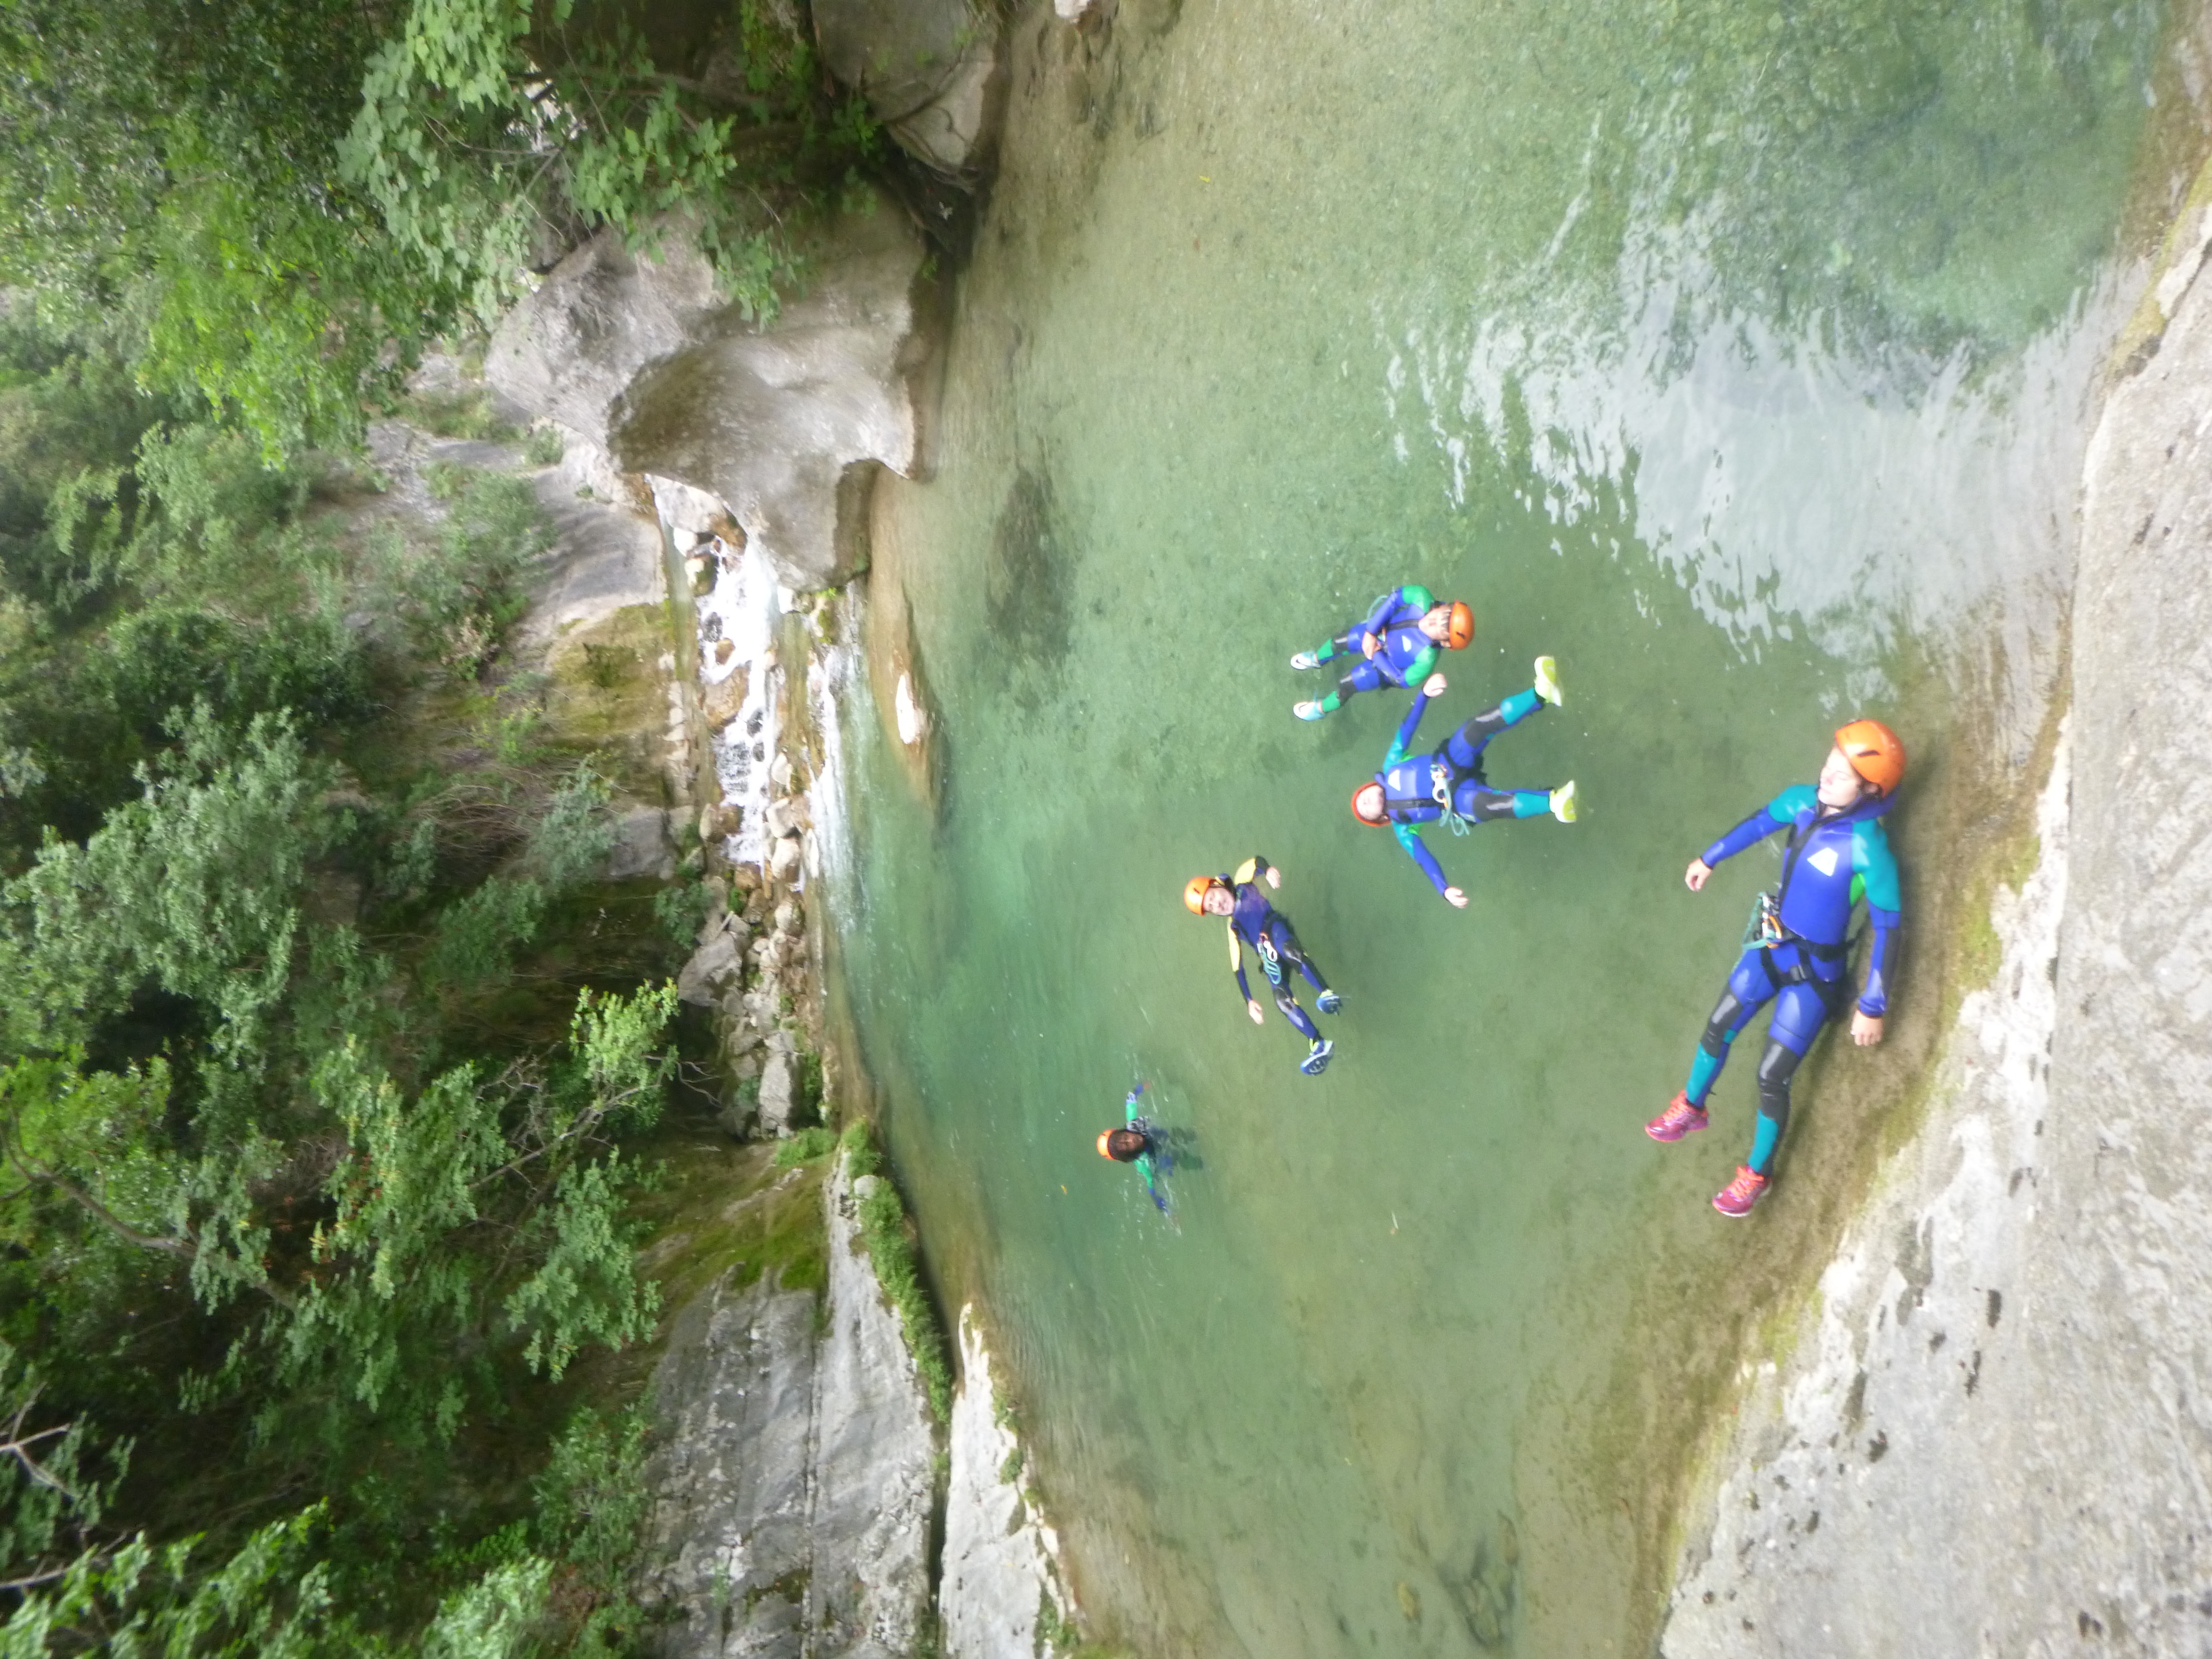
[1354,782,1385,823]
[1816,745,1866,809]
[1202,885,1234,916]
[1419,605,1453,642]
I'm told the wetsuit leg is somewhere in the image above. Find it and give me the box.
[1315,658,1389,715]
[1682,949,1779,1106]
[1255,927,1322,1039]
[1441,688,1544,770]
[1268,920,1330,995]
[1746,971,1841,1175]
[1451,783,1553,823]
[1313,628,1361,666]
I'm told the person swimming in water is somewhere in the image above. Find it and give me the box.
[1290,583,1475,721]
[1349,659,1576,905]
[1643,721,1907,1216]
[1097,1084,1171,1213]
[1182,855,1341,1076]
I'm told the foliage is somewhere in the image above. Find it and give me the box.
[773,1127,836,1169]
[650,881,713,948]
[0,0,417,455]
[839,1123,951,1420]
[339,0,878,333]
[372,469,550,681]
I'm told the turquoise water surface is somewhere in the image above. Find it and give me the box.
[825,0,2182,1649]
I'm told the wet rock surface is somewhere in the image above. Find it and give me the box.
[1664,227,2212,1657]
[940,1307,1076,1659]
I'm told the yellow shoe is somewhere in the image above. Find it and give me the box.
[1550,781,1578,823]
[1534,656,1564,707]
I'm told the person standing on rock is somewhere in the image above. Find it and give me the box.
[1097,1083,1171,1213]
[1349,660,1576,904]
[1182,856,1341,1076]
[1290,583,1475,721]
[1645,722,1907,1216]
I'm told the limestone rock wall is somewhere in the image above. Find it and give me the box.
[487,201,927,592]
[1663,207,2212,1658]
[641,1157,937,1658]
[941,1308,1077,1659]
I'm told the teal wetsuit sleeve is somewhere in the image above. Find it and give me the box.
[1853,822,1903,1017]
[1384,691,1432,766]
[1395,822,1450,894]
[1402,640,1439,685]
[1399,583,1434,613]
[1851,821,1901,912]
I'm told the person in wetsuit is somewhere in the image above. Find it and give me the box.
[1097,1084,1171,1213]
[1644,721,1907,1217]
[1349,659,1576,905]
[1182,856,1341,1076]
[1291,584,1475,721]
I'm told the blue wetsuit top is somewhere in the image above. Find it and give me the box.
[1217,855,1283,1002]
[1370,689,1530,895]
[1348,585,1442,690]
[1701,785,1903,1017]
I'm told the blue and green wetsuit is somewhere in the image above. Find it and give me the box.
[1369,684,1558,898]
[1120,1086,1170,1214]
[1682,786,1903,1177]
[1301,585,1443,716]
[1216,855,1339,1073]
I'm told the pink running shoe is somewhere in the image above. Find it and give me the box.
[1712,1166,1769,1217]
[1645,1091,1708,1142]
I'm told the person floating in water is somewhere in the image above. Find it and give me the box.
[1290,584,1475,721]
[1097,1084,1171,1214]
[1644,721,1906,1217]
[1183,855,1342,1076]
[1349,659,1576,905]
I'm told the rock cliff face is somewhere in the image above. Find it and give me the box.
[641,1158,936,1659]
[941,1308,1077,1659]
[1663,212,2212,1657]
[487,201,927,591]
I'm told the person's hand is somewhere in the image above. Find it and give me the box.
[1247,999,1266,1025]
[1361,631,1380,658]
[1685,858,1712,892]
[1851,1010,1884,1046]
[1422,672,1447,698]
[1443,886,1468,909]
[1263,866,1281,890]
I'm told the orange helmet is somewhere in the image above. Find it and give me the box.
[1096,1130,1116,1159]
[1834,719,1905,797]
[1183,875,1223,914]
[1445,601,1474,650]
[1350,781,1387,826]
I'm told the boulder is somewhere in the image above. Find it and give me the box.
[815,0,1003,178]
[491,202,926,592]
[607,204,925,589]
[486,233,721,453]
[675,926,748,1007]
[606,806,675,881]
[757,1048,797,1135]
[769,833,804,883]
